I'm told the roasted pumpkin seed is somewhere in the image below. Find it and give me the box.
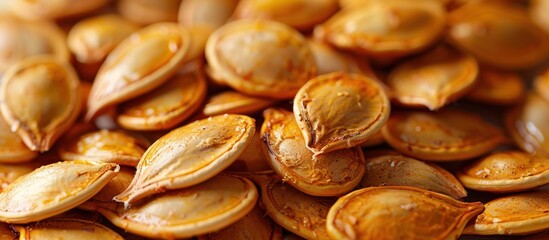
[114,114,255,205]
[467,66,525,105]
[12,218,124,240]
[203,90,277,117]
[0,114,37,163]
[382,109,506,161]
[262,108,365,196]
[178,0,239,33]
[9,0,109,20]
[117,0,181,25]
[0,56,81,152]
[293,72,390,154]
[326,186,483,240]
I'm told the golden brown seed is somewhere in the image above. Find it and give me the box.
[113,114,255,205]
[326,186,484,240]
[467,67,525,105]
[86,22,191,120]
[446,1,549,69]
[382,109,506,161]
[206,19,317,99]
[0,161,119,223]
[9,0,109,20]
[59,129,149,167]
[118,0,181,25]
[233,0,338,30]
[255,174,335,240]
[116,69,207,130]
[226,129,273,173]
[0,162,40,192]
[67,14,139,64]
[262,108,365,196]
[505,93,549,157]
[82,173,258,239]
[0,114,37,163]
[197,205,283,240]
[463,190,549,235]
[0,56,81,152]
[530,0,549,34]
[0,16,69,75]
[314,0,446,60]
[359,130,385,147]
[307,40,365,75]
[203,90,277,117]
[178,0,239,33]
[387,45,478,110]
[361,150,467,199]
[458,151,549,193]
[13,218,124,239]
[534,68,549,102]
[293,72,390,154]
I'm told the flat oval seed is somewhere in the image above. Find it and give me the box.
[463,190,549,235]
[326,186,484,240]
[314,0,446,60]
[233,0,338,30]
[59,129,150,167]
[360,150,467,199]
[0,16,69,75]
[382,109,506,161]
[114,114,255,205]
[9,0,109,20]
[117,69,207,130]
[308,40,365,75]
[293,72,390,154]
[0,161,119,223]
[255,174,336,240]
[178,0,239,32]
[458,151,549,193]
[86,22,191,120]
[445,1,549,69]
[0,114,37,163]
[203,90,277,117]
[534,68,549,102]
[262,108,365,196]
[226,129,273,173]
[84,174,258,239]
[67,14,139,64]
[198,205,283,240]
[206,19,317,99]
[505,93,549,157]
[13,218,124,240]
[387,45,478,110]
[0,56,81,152]
[118,0,180,25]
[467,67,525,105]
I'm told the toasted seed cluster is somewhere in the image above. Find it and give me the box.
[0,0,548,239]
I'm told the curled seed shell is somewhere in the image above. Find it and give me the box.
[463,190,549,235]
[118,0,180,25]
[113,114,255,205]
[458,151,549,193]
[233,0,338,30]
[0,56,81,152]
[387,45,478,110]
[505,93,549,157]
[84,174,258,239]
[198,205,283,240]
[86,22,191,120]
[314,0,446,59]
[9,0,109,20]
[226,129,273,173]
[116,69,207,130]
[326,186,484,240]
[206,19,317,99]
[59,129,150,167]
[467,67,525,105]
[307,40,364,75]
[203,90,277,117]
[12,218,124,239]
[178,0,239,32]
[255,174,336,240]
[0,161,119,223]
[0,114,37,163]
[67,14,139,64]
[293,72,390,154]
[534,68,549,102]
[0,16,69,75]
[445,1,549,69]
[262,108,365,196]
[360,150,467,199]
[382,109,506,161]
